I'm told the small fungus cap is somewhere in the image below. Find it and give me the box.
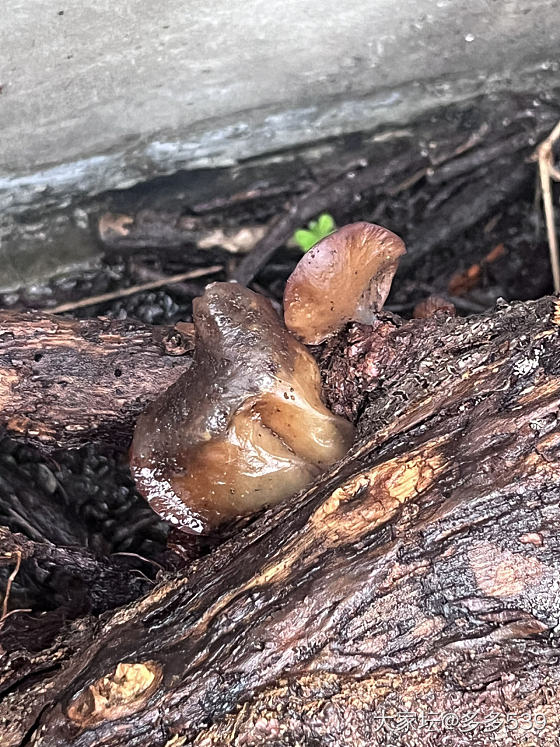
[284,222,406,344]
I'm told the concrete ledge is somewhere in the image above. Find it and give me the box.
[1,0,559,212]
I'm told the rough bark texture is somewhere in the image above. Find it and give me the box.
[2,297,560,746]
[0,312,193,450]
[0,526,153,647]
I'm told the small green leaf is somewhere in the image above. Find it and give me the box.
[293,229,318,253]
[292,213,337,252]
[316,213,336,235]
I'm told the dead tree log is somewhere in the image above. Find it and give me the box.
[3,297,560,745]
[0,526,153,621]
[0,312,193,450]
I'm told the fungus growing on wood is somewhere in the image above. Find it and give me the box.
[130,282,354,533]
[283,221,406,344]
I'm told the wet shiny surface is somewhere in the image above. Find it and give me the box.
[130,283,354,533]
[284,222,406,344]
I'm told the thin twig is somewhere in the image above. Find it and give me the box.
[429,122,490,166]
[536,121,560,293]
[1,550,22,621]
[387,167,429,196]
[539,155,560,292]
[0,608,32,625]
[129,262,204,298]
[130,570,156,585]
[427,130,532,186]
[538,121,560,154]
[111,551,165,571]
[48,266,223,315]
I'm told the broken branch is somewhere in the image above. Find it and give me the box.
[0,312,194,449]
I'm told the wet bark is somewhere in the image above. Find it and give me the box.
[0,526,153,633]
[0,312,194,450]
[2,296,560,746]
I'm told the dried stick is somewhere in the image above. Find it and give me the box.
[129,262,204,298]
[1,550,22,621]
[0,607,32,624]
[536,121,560,293]
[49,266,222,314]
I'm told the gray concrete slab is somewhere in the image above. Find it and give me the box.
[1,0,559,210]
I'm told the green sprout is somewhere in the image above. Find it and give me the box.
[292,213,336,253]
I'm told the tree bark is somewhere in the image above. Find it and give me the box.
[0,312,193,450]
[0,526,153,632]
[2,297,560,746]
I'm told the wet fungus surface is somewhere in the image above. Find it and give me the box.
[283,221,406,344]
[130,282,354,533]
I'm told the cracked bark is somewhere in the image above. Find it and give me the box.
[2,297,560,746]
[0,312,194,450]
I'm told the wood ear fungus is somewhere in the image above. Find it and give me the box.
[283,221,406,344]
[130,282,354,533]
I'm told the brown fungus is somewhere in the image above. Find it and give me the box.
[130,282,354,533]
[283,221,406,344]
